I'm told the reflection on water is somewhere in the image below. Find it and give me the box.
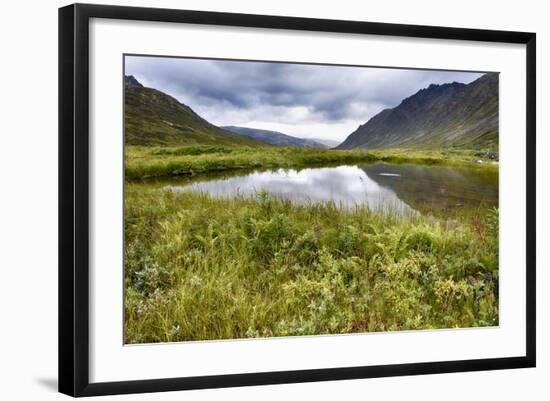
[364,163,498,214]
[165,163,498,215]
[168,166,413,213]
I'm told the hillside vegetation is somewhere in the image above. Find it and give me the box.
[338,73,499,150]
[124,76,264,147]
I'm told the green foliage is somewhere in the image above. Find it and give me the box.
[124,185,499,343]
[125,145,498,179]
[151,145,233,156]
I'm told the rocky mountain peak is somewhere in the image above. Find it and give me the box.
[125,75,143,87]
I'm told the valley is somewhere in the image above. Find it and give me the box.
[123,70,499,343]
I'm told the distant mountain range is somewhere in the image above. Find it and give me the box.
[337,73,498,149]
[308,138,342,148]
[124,76,263,147]
[222,126,327,148]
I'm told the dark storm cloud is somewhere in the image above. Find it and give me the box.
[125,56,483,139]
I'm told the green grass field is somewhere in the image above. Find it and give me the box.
[125,145,498,179]
[125,187,498,343]
[124,146,499,343]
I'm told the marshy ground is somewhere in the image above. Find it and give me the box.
[124,146,499,343]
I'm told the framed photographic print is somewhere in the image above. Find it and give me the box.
[58,3,536,397]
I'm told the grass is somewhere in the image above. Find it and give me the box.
[125,145,498,179]
[124,186,499,344]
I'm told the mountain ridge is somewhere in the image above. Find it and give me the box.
[337,73,498,149]
[124,76,264,147]
[222,126,327,148]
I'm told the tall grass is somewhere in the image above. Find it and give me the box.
[124,185,498,343]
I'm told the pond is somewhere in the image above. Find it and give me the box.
[165,163,498,215]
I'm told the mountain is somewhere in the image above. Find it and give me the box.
[124,76,264,147]
[309,138,342,148]
[337,73,499,149]
[125,75,143,87]
[221,126,327,148]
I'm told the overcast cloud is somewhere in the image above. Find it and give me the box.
[125,56,483,141]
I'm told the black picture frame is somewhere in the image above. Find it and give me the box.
[59,3,536,397]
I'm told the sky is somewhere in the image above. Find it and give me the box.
[125,56,483,142]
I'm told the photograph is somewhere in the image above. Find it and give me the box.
[123,55,499,344]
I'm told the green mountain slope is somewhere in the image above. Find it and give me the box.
[337,73,499,150]
[222,126,327,148]
[124,76,264,147]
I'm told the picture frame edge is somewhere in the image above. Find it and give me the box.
[58,3,537,397]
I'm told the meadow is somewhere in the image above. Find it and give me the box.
[124,145,499,343]
[125,145,497,179]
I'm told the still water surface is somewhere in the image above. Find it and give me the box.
[166,163,498,215]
